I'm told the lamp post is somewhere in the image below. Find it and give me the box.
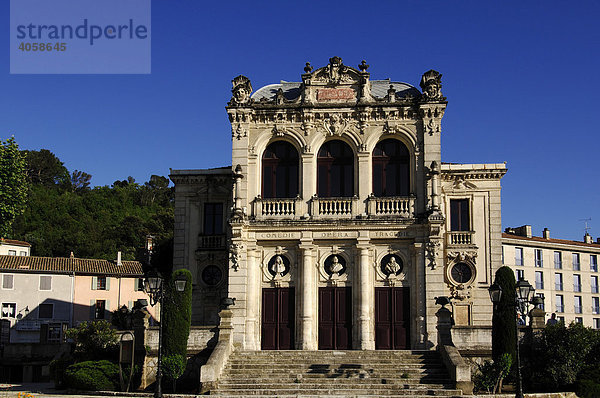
[488,279,542,398]
[143,236,187,398]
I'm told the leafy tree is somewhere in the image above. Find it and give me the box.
[162,269,193,358]
[23,148,71,189]
[11,149,174,260]
[492,266,516,364]
[71,169,92,192]
[0,137,29,237]
[523,321,600,392]
[65,320,118,361]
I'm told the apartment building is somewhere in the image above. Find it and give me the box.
[503,225,600,329]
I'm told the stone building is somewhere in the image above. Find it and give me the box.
[503,225,600,328]
[171,57,507,352]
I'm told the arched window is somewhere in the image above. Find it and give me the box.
[317,140,354,197]
[372,139,410,196]
[262,141,299,198]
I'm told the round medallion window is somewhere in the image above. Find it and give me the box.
[201,265,223,286]
[450,262,473,284]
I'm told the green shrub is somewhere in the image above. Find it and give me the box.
[576,365,600,398]
[492,266,516,364]
[473,353,513,393]
[162,269,192,358]
[65,320,118,361]
[64,360,119,391]
[163,353,186,392]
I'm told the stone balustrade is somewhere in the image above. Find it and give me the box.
[198,234,226,250]
[254,197,300,219]
[310,196,357,218]
[447,231,474,246]
[367,195,414,217]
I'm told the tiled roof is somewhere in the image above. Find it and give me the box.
[0,255,143,276]
[0,238,31,247]
[502,233,600,250]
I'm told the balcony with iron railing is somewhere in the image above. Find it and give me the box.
[366,195,415,218]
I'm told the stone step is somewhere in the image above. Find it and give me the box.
[213,350,460,397]
[227,358,441,364]
[232,353,440,359]
[218,382,455,389]
[214,388,463,396]
[220,376,451,384]
[225,362,445,373]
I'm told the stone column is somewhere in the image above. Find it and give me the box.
[357,241,374,350]
[299,242,317,350]
[245,247,259,350]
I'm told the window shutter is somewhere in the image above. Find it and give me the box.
[91,277,97,290]
[106,277,111,291]
[128,300,133,309]
[134,278,139,291]
[90,300,95,319]
[105,300,111,319]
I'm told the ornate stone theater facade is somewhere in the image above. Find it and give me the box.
[171,57,506,351]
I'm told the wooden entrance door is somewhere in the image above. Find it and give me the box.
[261,287,295,350]
[375,287,410,349]
[318,287,352,350]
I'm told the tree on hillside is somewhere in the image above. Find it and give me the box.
[71,170,92,192]
[23,149,71,189]
[492,266,517,364]
[11,148,174,260]
[0,137,29,237]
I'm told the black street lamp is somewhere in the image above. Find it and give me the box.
[143,236,187,398]
[488,279,542,398]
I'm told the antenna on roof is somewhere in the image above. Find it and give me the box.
[579,218,592,234]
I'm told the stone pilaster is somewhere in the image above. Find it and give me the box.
[299,241,317,350]
[244,246,259,350]
[357,239,375,349]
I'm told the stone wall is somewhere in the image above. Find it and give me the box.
[140,325,217,389]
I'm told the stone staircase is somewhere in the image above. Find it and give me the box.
[211,350,464,397]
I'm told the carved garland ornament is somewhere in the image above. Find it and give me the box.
[229,243,243,271]
[425,239,441,270]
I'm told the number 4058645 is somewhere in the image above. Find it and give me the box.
[18,42,66,51]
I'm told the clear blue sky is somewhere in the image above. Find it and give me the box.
[2,1,599,242]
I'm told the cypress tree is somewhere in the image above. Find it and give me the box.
[162,269,193,358]
[492,266,517,363]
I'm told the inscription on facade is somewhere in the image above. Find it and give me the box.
[256,232,301,240]
[317,88,355,101]
[317,231,358,239]
[371,231,412,238]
